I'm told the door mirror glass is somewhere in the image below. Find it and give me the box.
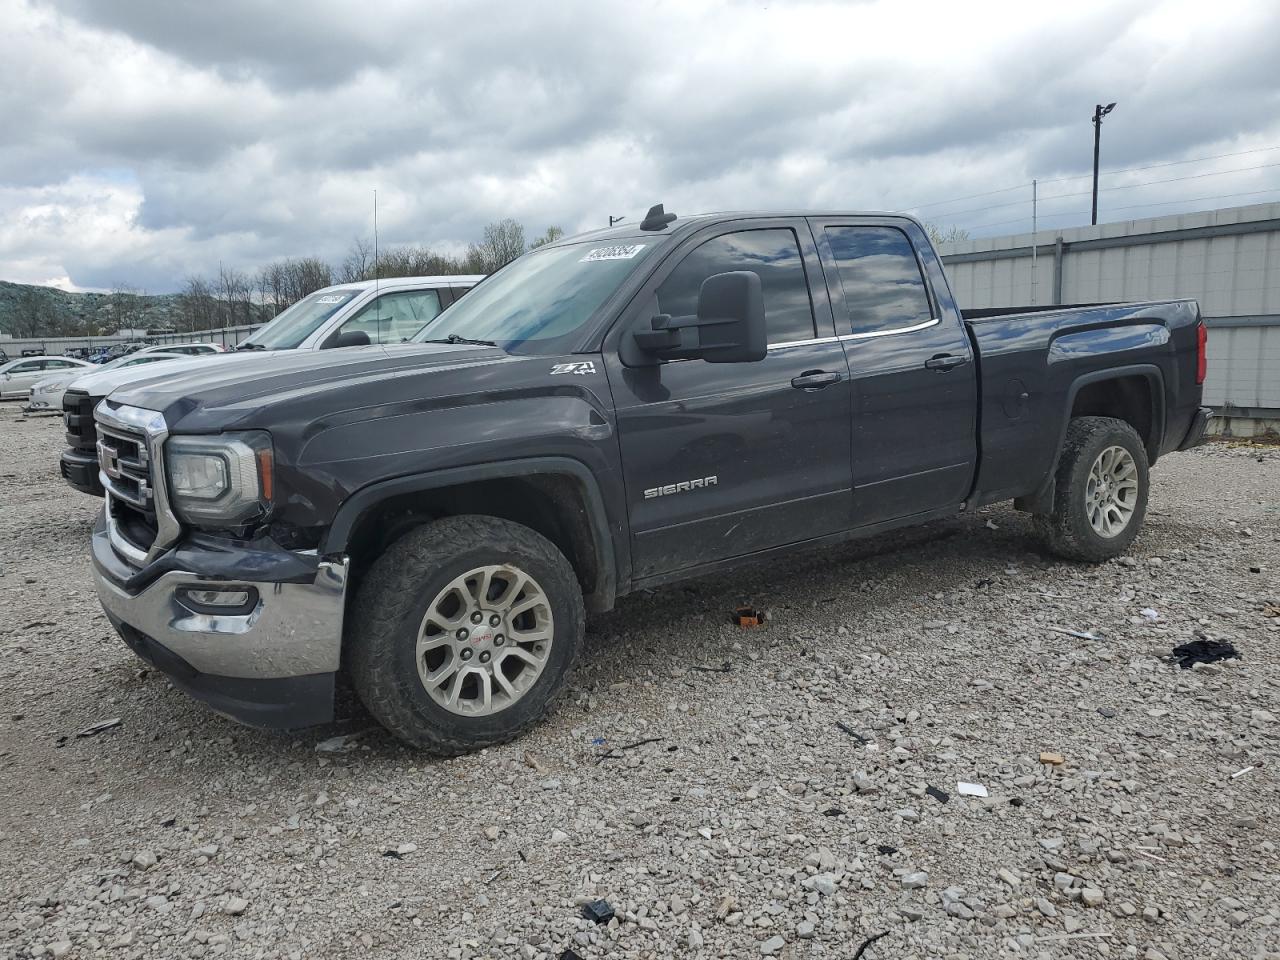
[632,271,766,364]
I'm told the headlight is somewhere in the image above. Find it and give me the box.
[36,382,59,394]
[166,432,273,525]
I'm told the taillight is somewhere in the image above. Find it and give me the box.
[1195,322,1207,385]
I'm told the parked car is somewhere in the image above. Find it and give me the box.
[25,352,193,413]
[59,274,481,495]
[135,342,225,356]
[0,355,95,400]
[88,207,1209,752]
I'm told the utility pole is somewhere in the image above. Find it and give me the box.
[609,215,625,227]
[1091,102,1116,225]
[1031,179,1038,305]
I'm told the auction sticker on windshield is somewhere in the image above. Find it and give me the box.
[317,295,350,304]
[580,244,646,262]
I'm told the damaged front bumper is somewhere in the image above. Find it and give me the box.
[91,511,348,729]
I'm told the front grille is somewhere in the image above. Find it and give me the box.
[64,390,100,453]
[99,422,160,557]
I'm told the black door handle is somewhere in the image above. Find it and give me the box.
[924,354,968,372]
[791,370,844,390]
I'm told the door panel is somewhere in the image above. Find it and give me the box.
[604,222,853,578]
[813,219,977,525]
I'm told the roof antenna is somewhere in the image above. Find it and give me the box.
[639,203,677,231]
[373,188,382,343]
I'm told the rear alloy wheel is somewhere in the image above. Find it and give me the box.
[348,516,584,754]
[1036,416,1149,562]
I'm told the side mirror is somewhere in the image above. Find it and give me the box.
[631,271,766,364]
[326,330,371,349]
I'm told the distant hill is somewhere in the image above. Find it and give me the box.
[0,280,192,338]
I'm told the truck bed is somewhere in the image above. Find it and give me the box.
[961,299,1203,507]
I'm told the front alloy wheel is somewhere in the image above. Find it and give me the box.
[417,564,554,716]
[348,515,585,754]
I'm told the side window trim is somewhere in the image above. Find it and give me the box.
[812,218,940,339]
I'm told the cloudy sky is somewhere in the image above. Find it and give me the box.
[3,0,1279,292]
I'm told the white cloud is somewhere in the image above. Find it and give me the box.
[2,0,1279,290]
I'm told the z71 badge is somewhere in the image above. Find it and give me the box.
[550,361,597,376]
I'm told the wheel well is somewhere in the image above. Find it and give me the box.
[1070,375,1158,458]
[344,474,604,608]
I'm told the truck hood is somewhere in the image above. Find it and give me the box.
[68,352,245,396]
[107,342,500,432]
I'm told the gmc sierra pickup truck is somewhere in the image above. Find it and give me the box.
[60,274,480,494]
[88,206,1210,754]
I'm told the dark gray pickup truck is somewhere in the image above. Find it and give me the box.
[88,206,1210,753]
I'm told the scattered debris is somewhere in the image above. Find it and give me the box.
[484,869,503,884]
[581,899,615,924]
[1039,752,1066,765]
[975,577,994,589]
[957,781,989,798]
[732,606,765,627]
[382,843,417,859]
[876,845,897,856]
[1046,626,1101,641]
[835,720,869,743]
[1140,607,1160,621]
[690,661,731,673]
[74,717,121,738]
[1171,639,1240,669]
[925,785,949,804]
[822,807,845,817]
[1231,766,1254,779]
[524,751,548,774]
[315,730,370,753]
[852,930,890,959]
[559,951,585,960]
[596,736,665,763]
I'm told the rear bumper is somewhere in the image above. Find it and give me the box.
[61,448,104,496]
[91,513,348,729]
[1178,406,1213,450]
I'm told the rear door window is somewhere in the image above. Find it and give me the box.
[825,226,933,335]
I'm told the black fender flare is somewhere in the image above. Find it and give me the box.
[321,457,622,611]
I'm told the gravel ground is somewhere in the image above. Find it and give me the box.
[1,405,1277,960]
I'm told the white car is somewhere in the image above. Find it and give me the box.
[25,352,192,412]
[0,355,95,400]
[135,342,224,356]
[60,274,481,494]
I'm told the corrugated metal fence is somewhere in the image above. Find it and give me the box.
[939,201,1280,436]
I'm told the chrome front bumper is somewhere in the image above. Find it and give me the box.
[92,522,348,680]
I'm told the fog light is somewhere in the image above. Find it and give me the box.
[177,586,258,616]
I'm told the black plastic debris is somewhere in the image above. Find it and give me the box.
[876,844,897,856]
[1009,797,1024,807]
[582,899,615,924]
[560,951,585,960]
[925,785,950,804]
[1171,639,1240,670]
[835,721,869,743]
[822,807,845,817]
[853,931,890,959]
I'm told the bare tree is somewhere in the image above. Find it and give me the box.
[465,218,526,273]
[108,284,147,332]
[340,237,374,283]
[529,226,565,249]
[925,223,971,246]
[179,276,218,332]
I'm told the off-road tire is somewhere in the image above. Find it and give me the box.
[1036,416,1149,562]
[347,515,585,754]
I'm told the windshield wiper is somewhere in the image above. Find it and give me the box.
[419,334,498,347]
[235,341,266,351]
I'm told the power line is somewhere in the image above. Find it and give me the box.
[899,143,1280,215]
[1104,186,1280,213]
[1038,143,1280,185]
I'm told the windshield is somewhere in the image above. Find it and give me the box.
[241,288,363,350]
[412,240,662,354]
